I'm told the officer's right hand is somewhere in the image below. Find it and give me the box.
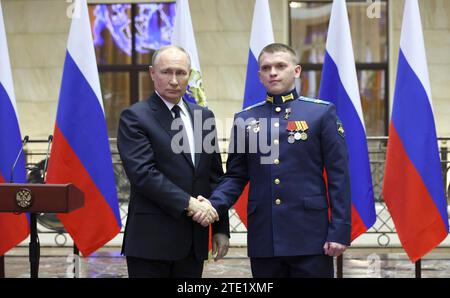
[187,196,218,226]
[191,195,218,226]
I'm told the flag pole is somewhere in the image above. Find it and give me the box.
[29,213,39,278]
[0,255,4,278]
[415,259,421,278]
[336,255,343,278]
[73,244,80,278]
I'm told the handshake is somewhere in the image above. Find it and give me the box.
[186,195,218,227]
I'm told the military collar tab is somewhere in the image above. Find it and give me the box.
[266,90,299,104]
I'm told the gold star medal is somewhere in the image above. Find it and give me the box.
[284,108,292,120]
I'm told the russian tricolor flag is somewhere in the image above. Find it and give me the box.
[234,0,274,227]
[46,0,121,256]
[319,0,376,240]
[0,0,29,256]
[383,0,448,262]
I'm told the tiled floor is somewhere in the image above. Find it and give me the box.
[3,247,450,278]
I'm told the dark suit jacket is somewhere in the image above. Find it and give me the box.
[117,93,229,261]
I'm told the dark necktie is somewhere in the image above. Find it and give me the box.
[171,105,189,151]
[172,105,182,120]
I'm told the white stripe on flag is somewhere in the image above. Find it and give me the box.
[325,0,364,127]
[250,0,274,58]
[399,0,432,105]
[67,0,104,112]
[171,0,202,72]
[0,1,18,117]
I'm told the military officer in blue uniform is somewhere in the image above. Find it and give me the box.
[195,43,351,277]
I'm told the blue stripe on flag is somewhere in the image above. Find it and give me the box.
[243,50,266,108]
[391,50,448,228]
[0,84,26,183]
[320,52,376,229]
[56,52,121,224]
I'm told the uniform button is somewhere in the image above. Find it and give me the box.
[274,159,280,165]
[274,122,280,128]
[275,107,281,113]
[273,139,279,145]
[274,178,280,185]
[275,198,282,205]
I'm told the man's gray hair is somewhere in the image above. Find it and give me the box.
[151,45,192,69]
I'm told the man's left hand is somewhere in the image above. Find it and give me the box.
[323,242,347,257]
[212,233,229,261]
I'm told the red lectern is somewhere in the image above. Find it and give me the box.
[0,183,84,278]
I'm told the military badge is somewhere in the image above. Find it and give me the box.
[284,108,292,120]
[337,120,345,138]
[281,93,294,103]
[247,120,261,134]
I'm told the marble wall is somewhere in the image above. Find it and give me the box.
[2,0,449,140]
[2,0,69,140]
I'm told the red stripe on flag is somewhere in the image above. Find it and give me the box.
[324,169,368,241]
[383,125,447,262]
[46,126,120,256]
[0,213,29,256]
[351,205,368,241]
[0,175,29,256]
[233,183,249,227]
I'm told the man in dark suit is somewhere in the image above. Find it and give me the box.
[195,43,351,278]
[117,45,229,278]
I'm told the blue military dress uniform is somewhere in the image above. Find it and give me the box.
[210,89,351,263]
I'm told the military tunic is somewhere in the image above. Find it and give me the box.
[210,89,351,258]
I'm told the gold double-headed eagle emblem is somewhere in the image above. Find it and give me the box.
[16,188,33,209]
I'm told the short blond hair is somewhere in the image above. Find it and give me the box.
[258,43,299,65]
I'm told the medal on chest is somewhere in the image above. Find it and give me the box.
[286,121,309,143]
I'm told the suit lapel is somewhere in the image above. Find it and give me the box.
[149,94,195,169]
[149,93,175,138]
